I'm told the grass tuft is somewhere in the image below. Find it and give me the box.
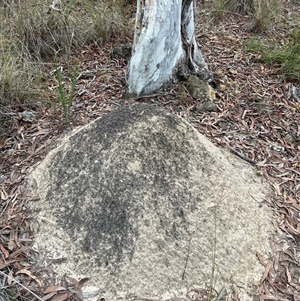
[245,30,300,81]
[0,33,41,107]
[211,0,283,33]
[250,0,283,33]
[261,43,300,80]
[51,62,79,122]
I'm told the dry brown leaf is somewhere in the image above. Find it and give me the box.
[284,220,300,236]
[0,244,9,258]
[7,239,17,251]
[273,251,280,272]
[290,282,300,291]
[43,286,67,294]
[16,269,43,287]
[1,192,9,203]
[256,251,267,267]
[42,291,57,301]
[78,277,89,288]
[261,295,289,301]
[259,262,273,285]
[8,269,13,285]
[9,246,29,259]
[0,259,18,269]
[263,277,272,296]
[256,159,267,167]
[49,292,73,301]
[271,183,282,195]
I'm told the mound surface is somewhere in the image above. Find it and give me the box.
[30,104,276,300]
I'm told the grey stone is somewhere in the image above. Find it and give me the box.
[82,286,100,299]
[196,101,220,112]
[186,75,216,101]
[30,104,278,301]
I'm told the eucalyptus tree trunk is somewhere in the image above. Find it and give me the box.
[127,0,210,96]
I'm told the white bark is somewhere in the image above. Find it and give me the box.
[127,0,209,96]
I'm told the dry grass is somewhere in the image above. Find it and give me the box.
[250,0,284,33]
[212,0,283,33]
[0,0,134,134]
[0,0,133,107]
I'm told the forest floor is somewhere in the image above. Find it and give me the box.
[0,1,300,300]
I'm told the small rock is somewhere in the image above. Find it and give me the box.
[186,75,216,101]
[196,101,219,112]
[110,45,132,59]
[219,84,226,91]
[82,286,100,299]
[214,69,224,78]
[21,110,36,122]
[228,68,238,75]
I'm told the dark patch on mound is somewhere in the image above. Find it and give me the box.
[45,104,213,271]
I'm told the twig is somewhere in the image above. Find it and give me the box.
[0,270,44,301]
[182,236,192,280]
[215,287,227,301]
[0,110,17,117]
[108,100,122,106]
[231,149,256,165]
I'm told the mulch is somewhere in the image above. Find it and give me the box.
[0,1,299,300]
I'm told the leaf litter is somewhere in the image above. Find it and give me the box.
[0,1,300,300]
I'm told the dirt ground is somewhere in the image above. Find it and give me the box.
[0,1,299,300]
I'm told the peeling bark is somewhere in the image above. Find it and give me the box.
[127,0,210,96]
